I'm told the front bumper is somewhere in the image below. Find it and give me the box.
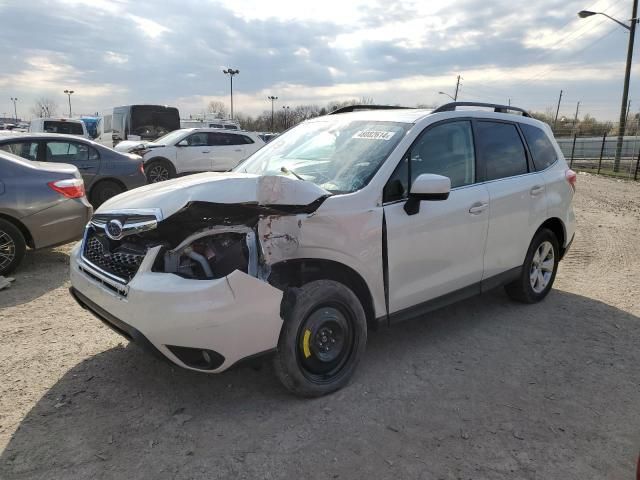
[69,242,284,373]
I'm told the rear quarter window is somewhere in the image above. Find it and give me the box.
[520,123,558,171]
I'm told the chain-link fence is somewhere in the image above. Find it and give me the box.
[555,135,640,180]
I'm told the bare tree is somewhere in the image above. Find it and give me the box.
[31,97,59,118]
[207,100,228,119]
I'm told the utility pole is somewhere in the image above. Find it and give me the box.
[10,97,18,122]
[223,68,240,119]
[63,90,74,117]
[614,0,638,171]
[625,99,631,131]
[553,89,563,131]
[508,98,511,106]
[267,95,278,132]
[454,75,461,101]
[573,101,581,133]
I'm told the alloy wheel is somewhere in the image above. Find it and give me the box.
[0,230,16,271]
[147,165,170,183]
[529,240,555,293]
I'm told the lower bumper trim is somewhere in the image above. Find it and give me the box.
[69,287,165,361]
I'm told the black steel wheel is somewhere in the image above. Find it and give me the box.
[274,280,367,397]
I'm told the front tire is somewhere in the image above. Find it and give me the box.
[273,280,367,397]
[145,159,175,183]
[505,228,559,303]
[0,219,26,276]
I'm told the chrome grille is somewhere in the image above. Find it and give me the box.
[83,232,145,282]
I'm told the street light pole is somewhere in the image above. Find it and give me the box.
[438,91,456,101]
[267,95,278,132]
[223,68,240,119]
[579,1,638,171]
[63,90,74,117]
[10,97,18,122]
[282,105,290,130]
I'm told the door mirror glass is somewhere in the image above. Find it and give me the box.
[405,174,450,215]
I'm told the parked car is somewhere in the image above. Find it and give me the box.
[0,133,147,207]
[180,118,241,130]
[0,150,92,275]
[114,128,265,182]
[69,102,576,397]
[29,118,89,138]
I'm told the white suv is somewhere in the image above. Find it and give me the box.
[114,128,265,182]
[69,103,576,397]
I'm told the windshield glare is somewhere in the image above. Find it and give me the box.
[237,119,410,193]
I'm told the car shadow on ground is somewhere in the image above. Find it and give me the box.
[2,289,639,479]
[0,247,70,308]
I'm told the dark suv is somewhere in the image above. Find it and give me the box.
[0,133,147,206]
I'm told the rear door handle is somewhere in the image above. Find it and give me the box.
[469,202,489,214]
[78,166,92,170]
[201,150,210,153]
[234,149,243,152]
[530,185,545,196]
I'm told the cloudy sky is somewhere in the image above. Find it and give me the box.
[0,0,637,121]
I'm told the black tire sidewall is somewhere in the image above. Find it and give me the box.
[274,280,367,397]
[0,219,26,276]
[90,180,124,207]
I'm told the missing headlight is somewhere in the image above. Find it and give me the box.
[161,228,257,280]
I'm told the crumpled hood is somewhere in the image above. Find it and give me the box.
[114,140,160,153]
[97,172,331,218]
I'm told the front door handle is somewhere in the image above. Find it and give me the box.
[234,149,243,152]
[78,166,92,170]
[530,185,545,196]
[201,150,210,153]
[469,202,489,214]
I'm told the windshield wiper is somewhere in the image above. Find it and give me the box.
[280,166,305,181]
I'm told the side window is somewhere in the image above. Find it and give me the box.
[241,135,254,144]
[476,121,528,180]
[411,121,475,188]
[45,142,89,162]
[186,132,208,146]
[225,134,245,146]
[208,132,225,146]
[0,142,39,161]
[520,123,557,171]
[383,156,409,202]
[89,147,100,161]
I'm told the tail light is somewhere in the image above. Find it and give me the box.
[565,169,577,192]
[48,178,85,199]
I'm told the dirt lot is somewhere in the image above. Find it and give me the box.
[1,173,639,479]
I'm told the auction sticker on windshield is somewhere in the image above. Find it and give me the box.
[352,130,395,140]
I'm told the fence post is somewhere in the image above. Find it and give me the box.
[597,132,607,174]
[570,133,577,168]
[634,147,640,181]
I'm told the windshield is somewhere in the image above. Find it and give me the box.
[237,119,410,193]
[153,129,189,145]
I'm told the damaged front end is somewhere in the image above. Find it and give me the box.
[80,176,330,291]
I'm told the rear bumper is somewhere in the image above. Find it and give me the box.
[69,242,284,373]
[24,198,93,249]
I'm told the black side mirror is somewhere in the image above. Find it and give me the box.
[404,174,451,215]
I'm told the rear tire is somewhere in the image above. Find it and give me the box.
[145,159,175,183]
[505,228,559,303]
[273,280,367,397]
[90,180,124,207]
[0,219,26,276]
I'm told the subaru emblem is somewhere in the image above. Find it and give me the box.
[105,219,124,240]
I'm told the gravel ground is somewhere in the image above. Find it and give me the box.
[1,173,639,479]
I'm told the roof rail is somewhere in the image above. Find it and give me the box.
[328,105,414,115]
[432,102,531,117]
